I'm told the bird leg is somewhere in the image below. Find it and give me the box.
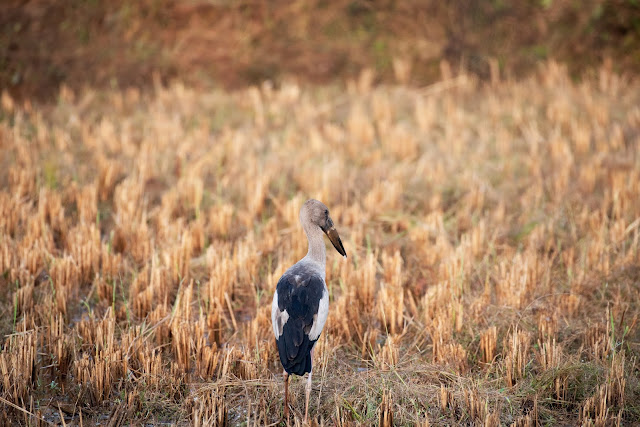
[283,371,290,421]
[304,369,312,424]
[304,347,315,424]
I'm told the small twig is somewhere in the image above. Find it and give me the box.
[4,329,37,338]
[58,406,68,427]
[0,396,53,426]
[224,291,238,331]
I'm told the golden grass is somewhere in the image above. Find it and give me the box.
[0,61,639,425]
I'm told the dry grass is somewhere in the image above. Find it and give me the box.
[0,62,639,425]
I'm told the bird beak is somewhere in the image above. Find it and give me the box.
[323,218,347,257]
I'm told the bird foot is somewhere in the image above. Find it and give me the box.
[283,404,290,425]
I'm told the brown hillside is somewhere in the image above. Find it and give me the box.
[1,0,639,100]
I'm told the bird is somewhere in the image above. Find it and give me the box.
[271,199,347,422]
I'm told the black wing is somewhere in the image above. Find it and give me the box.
[275,273,324,376]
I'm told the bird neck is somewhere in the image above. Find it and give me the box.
[303,224,326,267]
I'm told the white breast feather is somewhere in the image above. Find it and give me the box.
[271,289,289,338]
[307,287,329,341]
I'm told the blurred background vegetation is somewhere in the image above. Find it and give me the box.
[1,0,639,100]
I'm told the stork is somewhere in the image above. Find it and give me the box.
[271,199,347,422]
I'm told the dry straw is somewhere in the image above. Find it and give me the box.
[0,61,639,424]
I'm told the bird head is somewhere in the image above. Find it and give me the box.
[300,199,347,257]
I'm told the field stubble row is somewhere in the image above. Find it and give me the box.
[0,62,639,425]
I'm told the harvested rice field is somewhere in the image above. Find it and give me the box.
[1,63,639,425]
